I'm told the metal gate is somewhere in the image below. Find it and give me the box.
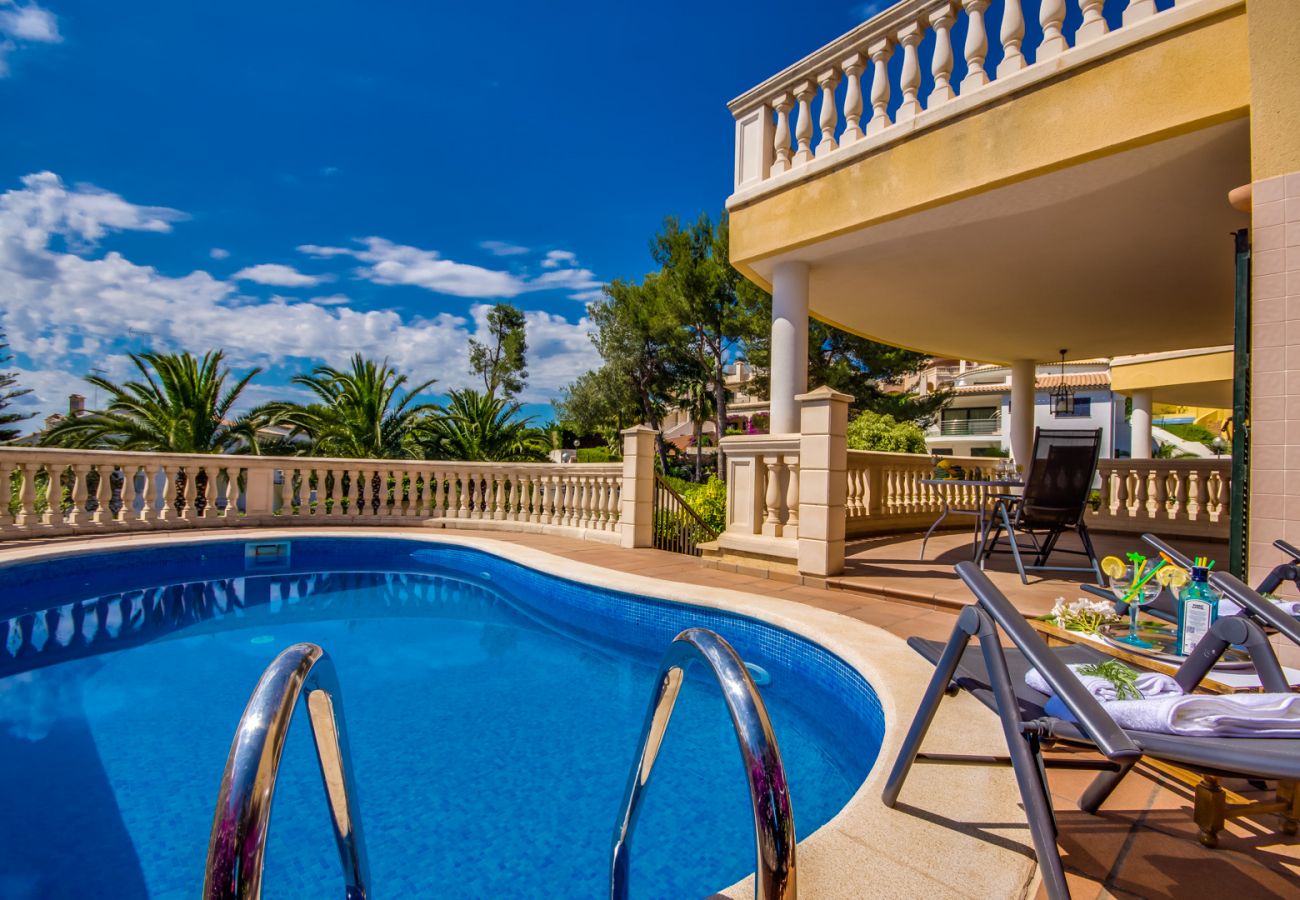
[651,475,719,556]
[1229,228,1250,579]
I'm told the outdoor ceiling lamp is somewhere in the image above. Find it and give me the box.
[1049,349,1075,417]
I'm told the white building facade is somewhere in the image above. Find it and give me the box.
[926,361,1131,460]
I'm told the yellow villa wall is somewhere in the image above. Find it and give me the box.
[729,6,1250,279]
[1110,350,1234,394]
[1247,0,1300,180]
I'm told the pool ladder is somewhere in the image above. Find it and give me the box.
[202,643,369,900]
[202,630,796,900]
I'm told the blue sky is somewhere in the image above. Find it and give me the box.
[0,0,891,426]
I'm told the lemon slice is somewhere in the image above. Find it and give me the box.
[1158,566,1190,590]
[1100,556,1126,579]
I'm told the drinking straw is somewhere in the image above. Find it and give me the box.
[1206,560,1216,570]
[1122,559,1166,606]
[1158,551,1177,567]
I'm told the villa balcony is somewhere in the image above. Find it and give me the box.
[726,0,1249,367]
[933,417,1000,437]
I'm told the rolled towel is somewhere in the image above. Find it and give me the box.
[1218,597,1300,618]
[1104,692,1300,737]
[1025,663,1182,702]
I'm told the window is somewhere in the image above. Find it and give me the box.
[1057,396,1092,417]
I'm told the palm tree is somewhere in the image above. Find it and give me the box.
[679,379,716,482]
[41,351,261,452]
[420,389,547,461]
[265,354,436,459]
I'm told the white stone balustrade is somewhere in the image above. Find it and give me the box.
[845,450,996,535]
[729,0,1198,193]
[1089,458,1230,539]
[0,448,625,543]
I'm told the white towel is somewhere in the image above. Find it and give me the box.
[1218,597,1300,618]
[1104,693,1300,737]
[1025,664,1183,702]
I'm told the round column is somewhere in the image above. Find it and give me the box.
[1130,389,1153,458]
[770,261,810,434]
[1009,358,1036,470]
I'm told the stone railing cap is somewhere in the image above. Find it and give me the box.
[620,425,660,435]
[796,385,853,403]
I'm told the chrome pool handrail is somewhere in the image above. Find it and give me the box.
[609,628,796,900]
[203,643,369,900]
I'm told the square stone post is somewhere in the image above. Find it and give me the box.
[796,386,851,577]
[244,464,276,519]
[621,426,657,548]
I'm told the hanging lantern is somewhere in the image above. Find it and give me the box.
[1049,349,1074,417]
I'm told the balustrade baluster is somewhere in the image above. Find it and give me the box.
[792,81,816,166]
[91,465,110,525]
[998,0,1025,75]
[840,53,865,143]
[1125,0,1158,25]
[119,464,138,524]
[960,0,990,92]
[68,463,90,526]
[785,459,800,530]
[895,23,923,121]
[816,68,841,156]
[927,2,956,106]
[1128,468,1145,518]
[42,465,64,525]
[0,462,13,528]
[866,39,891,135]
[156,466,174,522]
[353,467,366,516]
[1077,0,1108,43]
[225,467,241,522]
[16,463,38,527]
[1147,468,1163,519]
[1038,0,1068,59]
[771,94,793,175]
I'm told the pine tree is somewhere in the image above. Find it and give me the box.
[0,331,33,443]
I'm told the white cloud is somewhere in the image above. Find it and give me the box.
[298,237,603,301]
[479,240,529,257]
[541,249,577,269]
[0,172,601,419]
[0,1,60,76]
[308,293,351,306]
[209,247,230,260]
[232,263,333,287]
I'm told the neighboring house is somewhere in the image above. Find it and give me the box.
[924,361,1130,459]
[661,361,769,450]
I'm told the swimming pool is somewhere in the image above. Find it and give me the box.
[0,536,884,899]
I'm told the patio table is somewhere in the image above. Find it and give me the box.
[918,478,1022,561]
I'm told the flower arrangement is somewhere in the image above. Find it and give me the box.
[930,457,964,480]
[1044,597,1122,634]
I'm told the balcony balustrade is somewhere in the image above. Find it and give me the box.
[729,0,1227,199]
[935,418,1001,437]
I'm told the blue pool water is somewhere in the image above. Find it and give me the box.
[0,537,883,899]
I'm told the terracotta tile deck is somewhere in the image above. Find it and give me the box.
[484,530,1298,899]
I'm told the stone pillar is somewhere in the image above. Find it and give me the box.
[770,261,810,435]
[1009,358,1036,470]
[796,386,851,578]
[620,425,657,548]
[1130,389,1154,459]
[244,465,276,519]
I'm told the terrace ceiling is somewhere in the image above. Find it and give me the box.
[749,118,1251,365]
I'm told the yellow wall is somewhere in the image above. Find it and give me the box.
[1247,0,1300,180]
[1110,351,1234,393]
[730,5,1249,274]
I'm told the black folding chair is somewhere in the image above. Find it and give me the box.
[883,561,1300,900]
[980,428,1104,585]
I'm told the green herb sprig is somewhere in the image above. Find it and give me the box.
[1077,660,1143,701]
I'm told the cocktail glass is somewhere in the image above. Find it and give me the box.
[1109,564,1163,648]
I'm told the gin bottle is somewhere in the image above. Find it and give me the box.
[1176,566,1218,656]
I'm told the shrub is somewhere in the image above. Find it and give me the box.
[576,447,619,463]
[679,476,726,534]
[845,410,928,454]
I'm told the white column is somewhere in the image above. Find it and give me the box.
[1009,359,1036,470]
[770,262,810,434]
[1130,389,1153,459]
